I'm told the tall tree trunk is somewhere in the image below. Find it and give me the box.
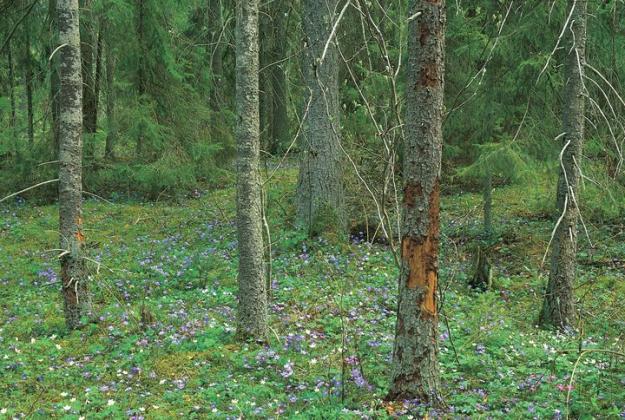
[104,24,116,160]
[80,0,97,160]
[235,0,268,341]
[24,31,35,145]
[207,0,225,135]
[386,0,445,405]
[265,0,291,155]
[7,42,17,137]
[269,0,289,154]
[80,0,96,133]
[540,0,587,331]
[135,0,146,158]
[57,0,90,330]
[259,6,274,153]
[296,0,346,236]
[93,23,102,123]
[49,0,61,155]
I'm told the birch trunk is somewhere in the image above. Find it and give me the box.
[235,0,268,341]
[540,0,587,331]
[57,0,89,330]
[387,0,445,405]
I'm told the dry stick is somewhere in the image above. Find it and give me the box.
[355,0,408,253]
[316,59,400,266]
[262,93,313,186]
[0,179,59,204]
[0,0,39,54]
[586,93,623,173]
[336,44,398,246]
[565,349,625,420]
[537,0,577,83]
[445,0,514,122]
[319,0,351,67]
[541,139,571,266]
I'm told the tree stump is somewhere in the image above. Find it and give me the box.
[469,245,492,291]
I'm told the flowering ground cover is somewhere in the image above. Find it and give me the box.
[1,169,624,418]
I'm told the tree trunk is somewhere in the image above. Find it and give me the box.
[259,6,274,153]
[270,0,289,154]
[483,173,492,237]
[104,24,116,160]
[24,31,35,145]
[207,0,224,105]
[7,42,17,136]
[135,0,146,158]
[57,0,90,330]
[235,0,268,341]
[296,0,346,237]
[540,0,587,331]
[387,0,445,405]
[80,0,97,135]
[49,0,61,155]
[93,22,103,126]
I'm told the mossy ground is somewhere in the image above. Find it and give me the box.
[1,168,624,418]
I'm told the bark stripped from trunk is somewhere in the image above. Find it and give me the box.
[58,0,89,330]
[540,0,587,331]
[296,0,346,236]
[235,0,268,342]
[387,0,445,406]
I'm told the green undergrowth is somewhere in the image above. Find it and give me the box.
[0,168,624,418]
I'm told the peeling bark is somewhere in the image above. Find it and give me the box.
[387,0,445,406]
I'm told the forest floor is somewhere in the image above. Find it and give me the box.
[1,167,624,419]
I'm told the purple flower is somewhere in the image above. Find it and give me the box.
[281,361,294,378]
[475,344,486,355]
[351,368,372,390]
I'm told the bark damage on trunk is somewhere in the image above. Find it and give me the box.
[401,181,440,318]
[387,0,445,406]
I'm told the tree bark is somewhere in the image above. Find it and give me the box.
[135,0,146,157]
[80,0,97,135]
[104,23,116,160]
[540,0,587,331]
[24,30,35,145]
[235,0,268,341]
[49,0,61,155]
[259,6,274,153]
[296,0,346,236]
[269,0,289,154]
[57,0,90,330]
[7,42,17,135]
[387,0,445,405]
[483,173,492,237]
